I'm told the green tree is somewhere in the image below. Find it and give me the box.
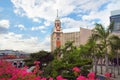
[43,41,92,79]
[92,22,119,72]
[110,35,120,75]
[85,34,104,75]
[24,50,54,68]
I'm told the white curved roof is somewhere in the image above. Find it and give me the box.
[111,10,120,16]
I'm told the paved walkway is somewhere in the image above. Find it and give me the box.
[92,65,120,80]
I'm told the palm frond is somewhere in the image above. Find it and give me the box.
[94,23,106,39]
[108,21,114,33]
[109,35,120,49]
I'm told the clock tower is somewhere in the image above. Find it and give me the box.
[51,11,63,52]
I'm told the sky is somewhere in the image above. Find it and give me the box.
[0,0,120,53]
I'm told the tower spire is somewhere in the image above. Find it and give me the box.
[56,9,59,20]
[57,9,58,18]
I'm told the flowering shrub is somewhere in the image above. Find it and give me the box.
[104,72,111,77]
[72,67,80,77]
[73,67,80,72]
[56,75,67,80]
[87,72,95,80]
[104,72,112,80]
[77,75,87,80]
[0,60,41,80]
[49,77,54,80]
[0,60,111,80]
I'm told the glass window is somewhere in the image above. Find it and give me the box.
[114,22,120,31]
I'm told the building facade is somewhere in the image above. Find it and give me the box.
[51,17,92,52]
[110,10,120,37]
[62,31,80,47]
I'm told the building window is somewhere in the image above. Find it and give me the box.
[114,22,120,31]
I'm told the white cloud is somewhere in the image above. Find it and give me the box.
[33,18,41,23]
[31,20,51,33]
[15,24,26,30]
[0,20,10,34]
[11,0,119,28]
[79,0,110,11]
[44,21,51,26]
[11,0,78,21]
[82,10,110,27]
[107,0,120,11]
[61,18,79,28]
[81,0,120,27]
[0,32,50,53]
[11,0,112,20]
[31,25,46,33]
[61,17,92,29]
[31,26,45,30]
[0,20,10,29]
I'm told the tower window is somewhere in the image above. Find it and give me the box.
[57,38,60,40]
[56,33,60,37]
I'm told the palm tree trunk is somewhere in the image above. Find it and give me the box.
[100,57,103,74]
[105,52,109,72]
[111,59,113,77]
[92,57,94,72]
[94,56,98,74]
[116,52,120,75]
[113,60,116,78]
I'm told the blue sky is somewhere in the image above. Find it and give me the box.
[0,0,120,53]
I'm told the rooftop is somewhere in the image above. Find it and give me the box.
[111,10,120,16]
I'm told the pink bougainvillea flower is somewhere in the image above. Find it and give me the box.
[88,72,95,79]
[77,75,87,80]
[23,66,29,69]
[0,60,41,80]
[104,72,111,77]
[49,77,54,80]
[34,61,40,65]
[56,75,63,80]
[33,76,41,80]
[72,67,80,72]
[56,75,67,80]
[41,77,47,80]
[95,78,100,80]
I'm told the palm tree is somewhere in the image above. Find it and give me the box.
[86,34,103,75]
[96,44,104,74]
[110,35,120,75]
[92,22,119,72]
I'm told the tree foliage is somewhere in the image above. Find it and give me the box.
[24,50,54,67]
[91,22,120,72]
[43,41,92,78]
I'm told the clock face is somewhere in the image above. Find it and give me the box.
[57,23,59,26]
[56,23,60,26]
[56,26,60,31]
